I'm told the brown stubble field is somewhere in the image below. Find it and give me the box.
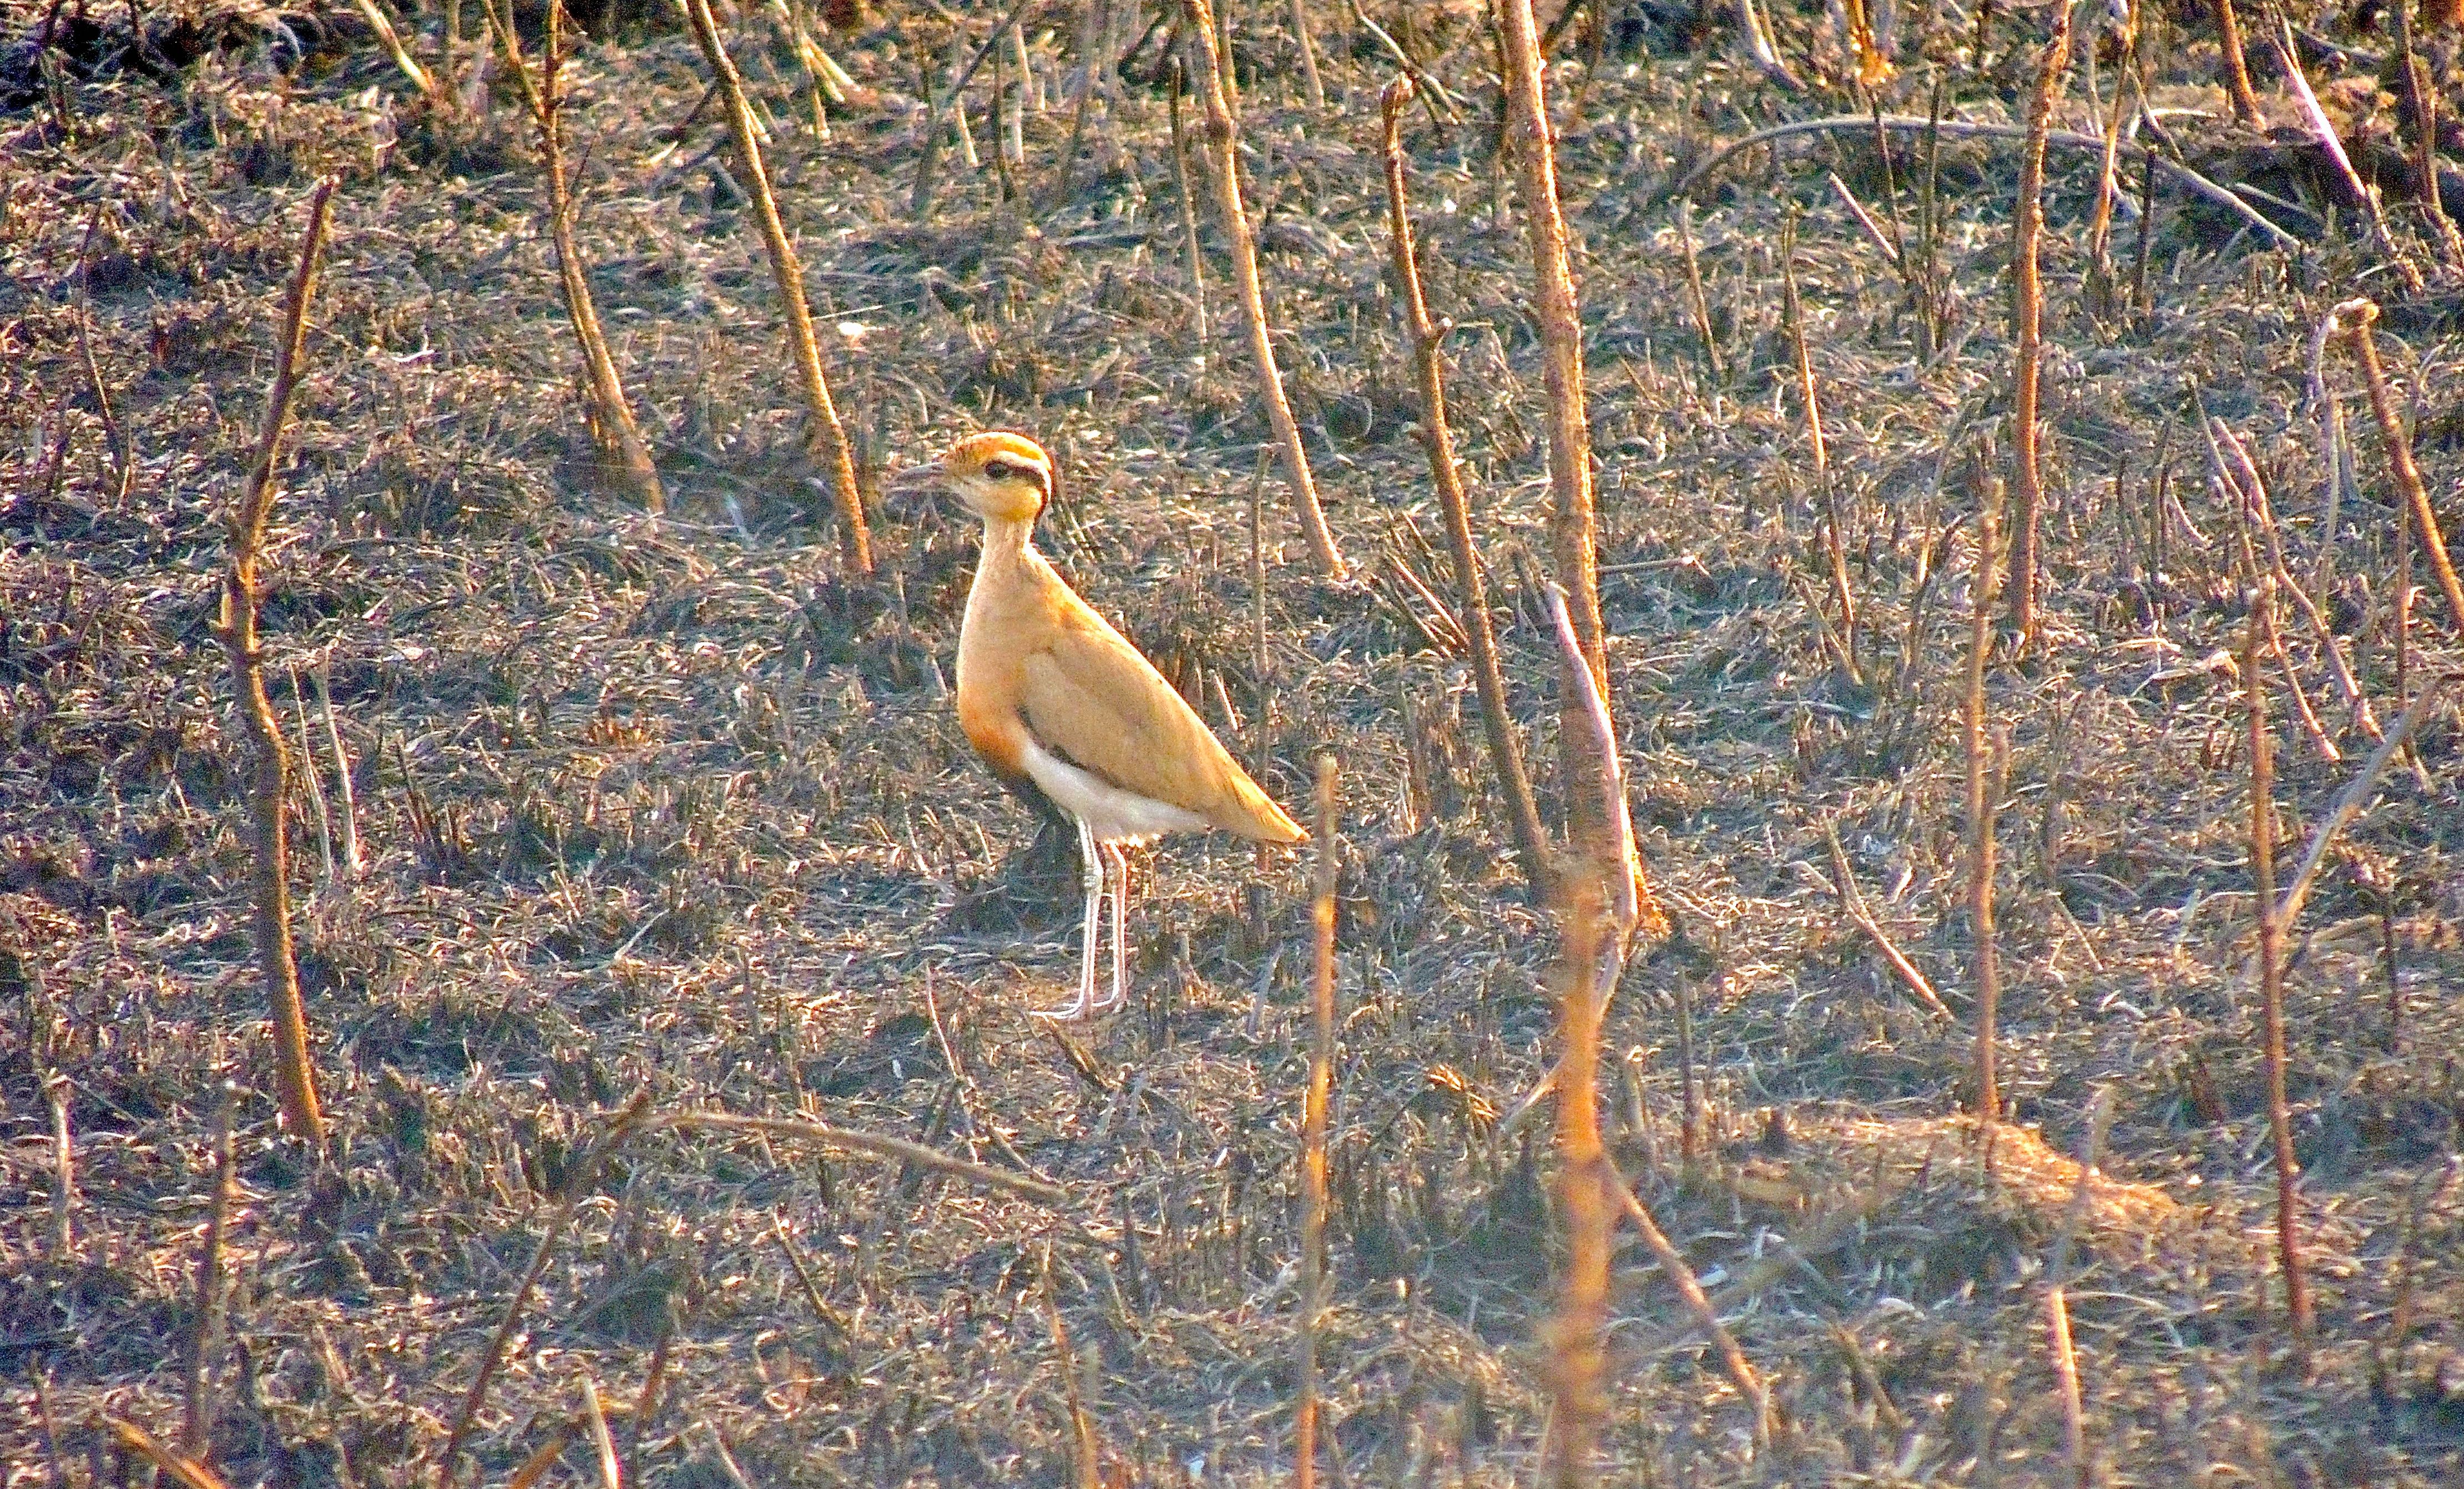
[4,0,2464,1482]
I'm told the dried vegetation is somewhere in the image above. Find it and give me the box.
[4,0,2464,1482]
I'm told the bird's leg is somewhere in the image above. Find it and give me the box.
[1035,816,1103,1022]
[1099,842,1129,1014]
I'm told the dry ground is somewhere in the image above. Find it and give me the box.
[4,0,2464,1483]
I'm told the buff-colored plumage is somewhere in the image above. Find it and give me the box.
[913,431,1302,1018]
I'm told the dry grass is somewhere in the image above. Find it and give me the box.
[5,0,2464,1484]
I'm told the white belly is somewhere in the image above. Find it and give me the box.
[1019,738,1209,844]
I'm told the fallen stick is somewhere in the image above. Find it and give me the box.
[1667,115,2303,253]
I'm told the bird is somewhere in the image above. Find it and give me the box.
[901,431,1306,1021]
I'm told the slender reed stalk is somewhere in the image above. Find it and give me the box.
[680,0,873,574]
[1180,0,1349,579]
[1295,756,1337,1489]
[2007,6,2071,647]
[1966,481,2005,1120]
[2341,301,2464,636]
[1379,78,1550,896]
[2395,0,2462,261]
[1493,0,1607,680]
[485,0,665,513]
[1543,877,1610,1489]
[2245,582,2314,1340]
[1783,213,1860,681]
[2213,0,2262,125]
[2043,1088,2118,1489]
[181,1083,238,1455]
[1609,1170,1768,1435]
[219,178,336,1149]
[1288,0,1326,109]
[1042,1250,1102,1489]
[44,1073,74,1262]
[1168,63,1210,349]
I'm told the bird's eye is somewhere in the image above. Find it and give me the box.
[982,460,1018,481]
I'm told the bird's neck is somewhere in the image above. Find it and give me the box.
[966,518,1040,620]
[977,516,1036,563]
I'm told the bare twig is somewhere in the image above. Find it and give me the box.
[2214,418,2375,743]
[28,1362,69,1489]
[2213,0,2262,125]
[1543,877,1611,1489]
[484,0,665,513]
[2267,18,2422,294]
[1348,0,1461,119]
[2008,6,2071,647]
[1168,63,1209,350]
[2198,406,2341,762]
[312,664,363,880]
[44,1073,74,1263]
[1042,1249,1101,1489]
[1610,1168,1769,1435]
[2245,584,2314,1340]
[679,0,872,573]
[1495,0,1607,682]
[348,0,440,99]
[2043,1087,2118,1489]
[2341,301,2464,637]
[1179,0,1347,579]
[1546,586,1663,952]
[1380,78,1549,897]
[1295,756,1337,1489]
[1732,0,1805,92]
[1966,481,2004,1120]
[1669,116,2303,253]
[436,1093,654,1489]
[2394,0,2462,261]
[1287,0,1325,110]
[578,1375,620,1489]
[645,1111,1071,1205]
[2276,675,2456,931]
[101,1417,233,1489]
[1783,213,1860,681]
[910,0,1042,216]
[1823,819,1953,1019]
[180,1082,238,1456]
[218,178,337,1149]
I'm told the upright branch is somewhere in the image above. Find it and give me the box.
[1965,482,2005,1120]
[1179,0,1350,579]
[2394,0,2462,260]
[1547,585,1666,958]
[486,0,665,513]
[1379,78,1550,897]
[680,0,874,574]
[1288,0,1327,110]
[2007,6,2071,647]
[2245,583,2315,1340]
[2213,0,2263,126]
[1542,877,1612,1489]
[2341,300,2464,637]
[1295,757,1339,1489]
[219,179,337,1150]
[1492,0,1607,683]
[180,1084,238,1455]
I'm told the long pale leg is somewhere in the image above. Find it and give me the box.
[1033,816,1103,1021]
[1095,842,1129,1013]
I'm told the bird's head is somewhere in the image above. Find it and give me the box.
[897,431,1053,527]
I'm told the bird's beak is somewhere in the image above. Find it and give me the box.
[887,458,946,493]
[881,458,946,522]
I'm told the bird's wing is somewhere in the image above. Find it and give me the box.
[1018,605,1304,843]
